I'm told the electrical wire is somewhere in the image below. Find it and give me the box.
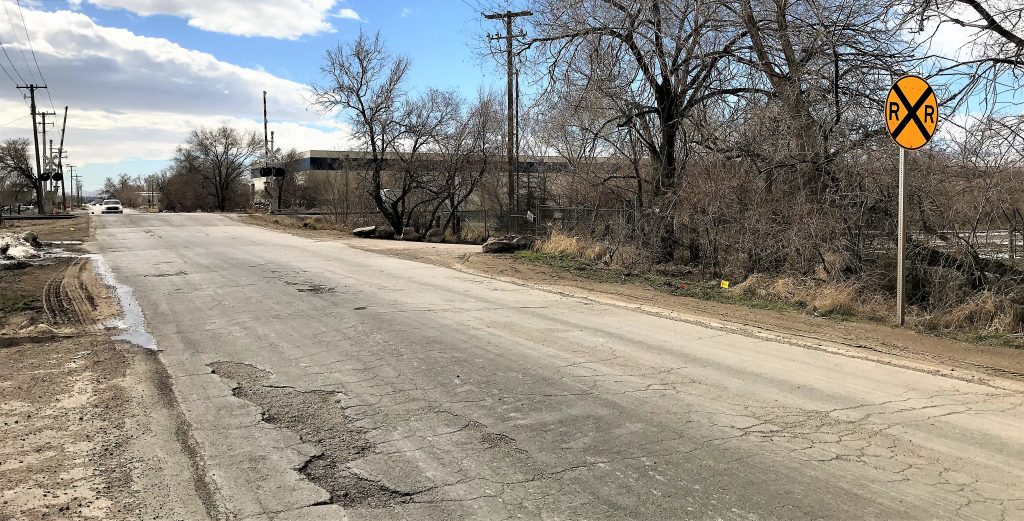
[0,113,28,126]
[0,39,25,85]
[0,0,35,84]
[0,42,30,108]
[0,52,18,85]
[14,0,52,110]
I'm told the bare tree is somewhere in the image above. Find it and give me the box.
[261,148,305,210]
[909,0,1023,67]
[0,138,43,211]
[390,88,464,233]
[173,126,262,212]
[728,0,912,189]
[312,31,411,233]
[527,0,759,260]
[306,170,354,225]
[102,174,144,207]
[431,89,505,237]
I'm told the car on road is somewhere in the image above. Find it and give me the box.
[100,199,123,214]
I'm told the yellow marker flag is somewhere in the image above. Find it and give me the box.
[720,280,730,289]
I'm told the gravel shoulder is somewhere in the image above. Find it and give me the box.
[0,216,210,520]
[237,215,1024,391]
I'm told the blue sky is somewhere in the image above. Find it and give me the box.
[78,1,499,94]
[0,0,513,191]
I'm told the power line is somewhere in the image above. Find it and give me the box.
[0,39,26,85]
[14,0,52,110]
[0,55,18,85]
[0,39,31,108]
[0,113,28,126]
[1,0,35,84]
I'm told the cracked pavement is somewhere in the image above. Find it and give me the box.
[95,214,1024,520]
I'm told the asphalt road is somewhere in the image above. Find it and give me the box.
[95,213,1024,521]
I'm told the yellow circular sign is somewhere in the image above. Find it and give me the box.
[885,75,939,150]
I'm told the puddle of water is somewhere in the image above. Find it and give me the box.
[88,254,158,350]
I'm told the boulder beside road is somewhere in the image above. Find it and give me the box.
[401,227,421,241]
[425,228,445,243]
[482,235,533,254]
[352,226,377,238]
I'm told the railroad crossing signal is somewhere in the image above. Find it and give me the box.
[885,75,939,327]
[885,75,938,151]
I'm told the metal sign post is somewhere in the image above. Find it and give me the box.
[897,147,906,326]
[885,75,938,326]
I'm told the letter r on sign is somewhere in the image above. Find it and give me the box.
[888,102,900,121]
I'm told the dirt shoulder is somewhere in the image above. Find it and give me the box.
[236,215,1024,391]
[1,217,210,520]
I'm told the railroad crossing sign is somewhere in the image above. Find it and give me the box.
[886,74,939,327]
[885,75,938,150]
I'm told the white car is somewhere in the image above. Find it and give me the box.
[100,199,123,214]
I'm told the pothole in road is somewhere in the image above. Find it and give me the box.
[207,361,413,508]
[143,271,188,278]
[283,280,337,294]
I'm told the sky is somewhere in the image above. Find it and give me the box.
[0,0,509,191]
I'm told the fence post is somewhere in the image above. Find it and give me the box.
[1011,227,1017,261]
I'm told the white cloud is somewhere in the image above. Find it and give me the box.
[910,2,989,63]
[0,7,355,174]
[335,7,365,22]
[400,8,413,18]
[81,0,344,39]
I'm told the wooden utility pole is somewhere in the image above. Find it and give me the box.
[56,106,68,211]
[273,131,284,211]
[262,91,269,161]
[484,9,531,232]
[16,84,47,213]
[38,110,56,197]
[49,140,68,211]
[69,165,79,206]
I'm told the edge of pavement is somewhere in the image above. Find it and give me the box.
[84,217,220,520]
[444,262,1024,394]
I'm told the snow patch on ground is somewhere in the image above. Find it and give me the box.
[0,233,41,260]
[89,254,158,350]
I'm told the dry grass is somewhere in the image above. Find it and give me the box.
[923,293,1024,335]
[460,223,490,244]
[245,214,348,232]
[536,233,582,256]
[534,232,617,263]
[732,274,888,320]
[533,231,655,270]
[300,216,343,230]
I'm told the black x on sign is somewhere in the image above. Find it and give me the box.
[885,75,939,150]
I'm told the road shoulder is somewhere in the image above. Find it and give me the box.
[0,217,211,520]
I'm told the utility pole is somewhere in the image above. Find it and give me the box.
[262,90,277,212]
[272,131,284,211]
[39,111,56,198]
[56,106,68,211]
[16,84,47,213]
[484,9,531,233]
[262,91,270,161]
[50,141,68,210]
[69,165,79,206]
